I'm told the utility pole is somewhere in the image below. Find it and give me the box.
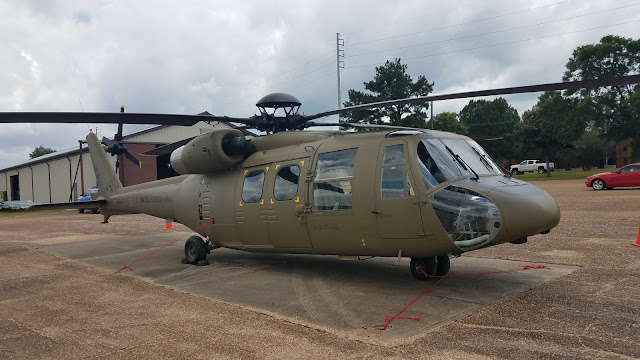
[430,101,434,130]
[336,33,345,109]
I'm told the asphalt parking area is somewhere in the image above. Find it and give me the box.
[39,235,576,344]
[1,179,639,359]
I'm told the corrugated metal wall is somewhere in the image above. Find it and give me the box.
[0,122,230,203]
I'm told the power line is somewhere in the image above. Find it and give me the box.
[208,48,335,108]
[214,60,335,111]
[225,70,338,115]
[346,19,640,70]
[347,2,640,58]
[347,0,571,46]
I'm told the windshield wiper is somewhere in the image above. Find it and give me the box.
[471,146,511,177]
[445,145,479,180]
[471,146,495,172]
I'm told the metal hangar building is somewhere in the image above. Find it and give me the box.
[0,122,243,203]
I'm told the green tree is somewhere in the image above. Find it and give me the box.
[563,35,640,158]
[342,58,434,128]
[429,112,468,134]
[29,146,55,159]
[574,130,614,170]
[459,98,520,161]
[519,91,592,176]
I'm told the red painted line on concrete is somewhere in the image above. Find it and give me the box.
[114,220,213,274]
[382,265,548,330]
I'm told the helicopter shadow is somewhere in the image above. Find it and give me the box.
[40,235,576,344]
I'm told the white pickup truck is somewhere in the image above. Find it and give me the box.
[510,160,555,175]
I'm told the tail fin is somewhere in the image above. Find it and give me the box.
[86,132,123,198]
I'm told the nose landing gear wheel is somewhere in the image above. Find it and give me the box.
[184,236,208,265]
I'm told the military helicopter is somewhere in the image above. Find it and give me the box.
[1,74,638,280]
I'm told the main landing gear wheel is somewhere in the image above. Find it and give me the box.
[184,236,208,265]
[410,256,451,280]
[410,257,437,280]
[591,179,606,190]
[436,255,450,277]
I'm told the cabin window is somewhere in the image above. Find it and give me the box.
[242,170,265,203]
[274,165,300,201]
[315,148,357,180]
[313,149,357,211]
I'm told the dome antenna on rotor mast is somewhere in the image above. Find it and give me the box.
[255,93,302,133]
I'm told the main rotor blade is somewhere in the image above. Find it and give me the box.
[305,122,420,130]
[302,74,640,122]
[0,112,253,126]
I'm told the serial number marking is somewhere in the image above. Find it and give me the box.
[139,196,173,203]
[312,224,339,231]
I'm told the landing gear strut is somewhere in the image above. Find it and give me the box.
[410,256,450,280]
[183,236,212,266]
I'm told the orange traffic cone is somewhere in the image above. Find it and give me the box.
[164,219,174,230]
[634,221,640,247]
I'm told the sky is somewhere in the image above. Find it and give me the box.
[0,0,639,169]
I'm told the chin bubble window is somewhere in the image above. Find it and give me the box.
[431,185,502,251]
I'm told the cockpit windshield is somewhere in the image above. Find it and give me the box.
[440,139,502,175]
[417,138,502,189]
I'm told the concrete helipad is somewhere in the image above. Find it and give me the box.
[40,233,576,344]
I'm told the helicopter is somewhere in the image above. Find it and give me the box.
[1,74,638,280]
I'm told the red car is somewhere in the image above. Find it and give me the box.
[585,163,640,190]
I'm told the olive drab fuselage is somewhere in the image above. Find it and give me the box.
[95,129,560,258]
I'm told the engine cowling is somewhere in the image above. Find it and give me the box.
[170,129,251,174]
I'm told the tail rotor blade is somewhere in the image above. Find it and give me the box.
[124,150,142,168]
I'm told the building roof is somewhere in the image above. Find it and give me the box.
[0,121,252,173]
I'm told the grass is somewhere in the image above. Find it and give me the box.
[512,168,610,181]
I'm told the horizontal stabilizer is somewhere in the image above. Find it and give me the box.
[25,199,106,212]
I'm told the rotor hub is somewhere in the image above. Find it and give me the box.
[254,93,303,133]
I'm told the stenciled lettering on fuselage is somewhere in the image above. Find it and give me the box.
[139,195,173,203]
[311,224,340,231]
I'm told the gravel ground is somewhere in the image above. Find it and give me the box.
[0,179,639,359]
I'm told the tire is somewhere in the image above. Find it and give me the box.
[410,257,437,281]
[184,236,207,265]
[436,255,451,277]
[79,209,84,213]
[90,208,98,214]
[591,179,606,190]
[511,169,519,175]
[538,167,545,174]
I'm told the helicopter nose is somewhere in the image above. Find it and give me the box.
[488,183,560,241]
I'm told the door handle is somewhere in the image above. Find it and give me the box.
[371,210,380,214]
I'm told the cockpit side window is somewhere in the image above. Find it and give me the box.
[381,144,413,199]
[417,140,466,189]
[313,148,357,211]
[242,170,265,203]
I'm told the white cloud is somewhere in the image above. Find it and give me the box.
[1,0,639,168]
